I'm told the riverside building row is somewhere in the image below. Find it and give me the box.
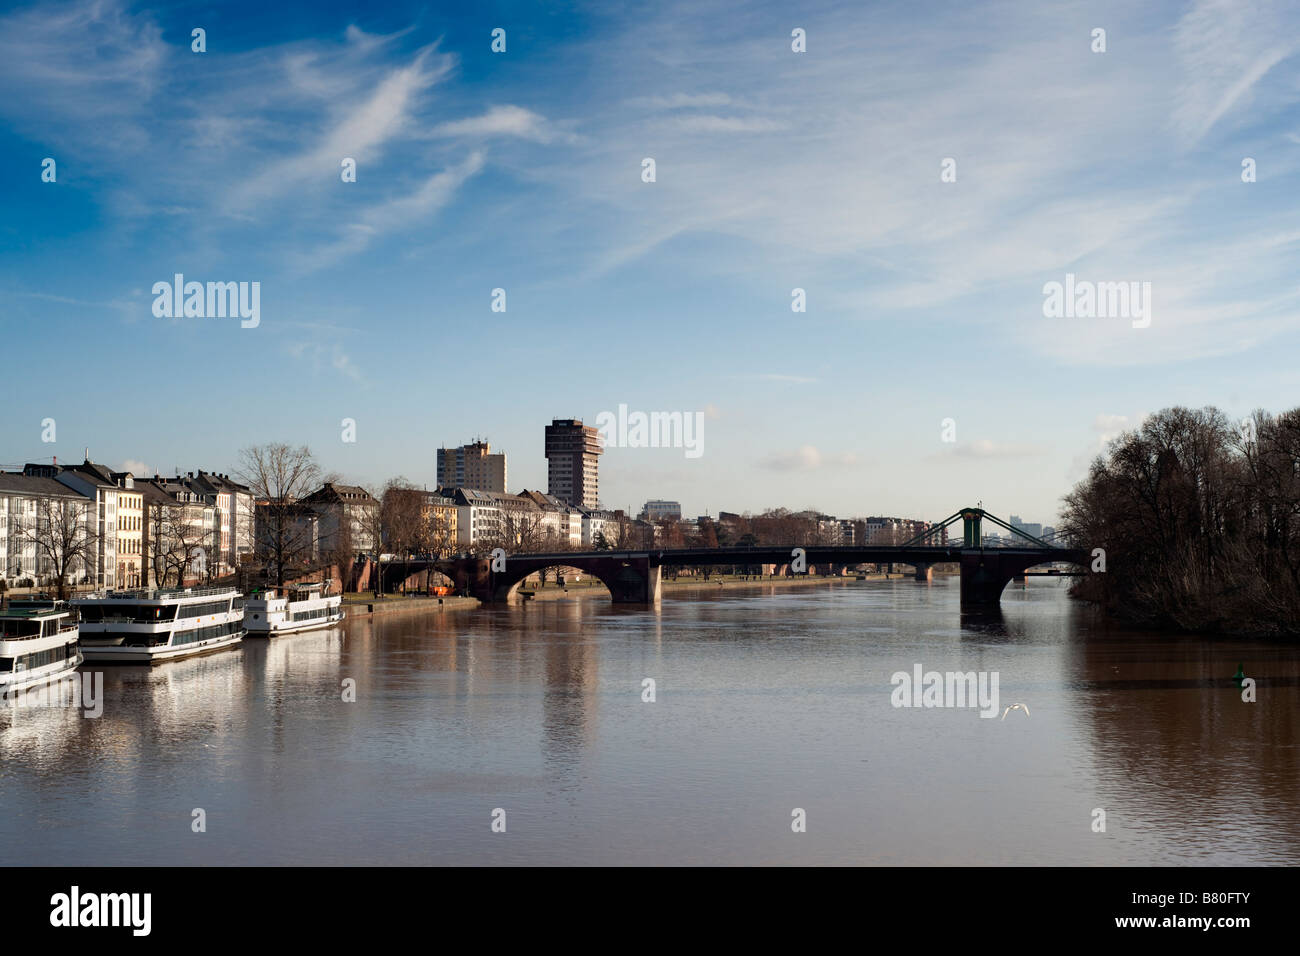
[0,455,626,592]
[0,462,383,592]
[0,461,262,591]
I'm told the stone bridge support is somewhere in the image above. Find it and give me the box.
[959,552,1036,607]
[435,554,662,605]
[913,562,933,582]
[600,555,662,604]
[452,558,494,602]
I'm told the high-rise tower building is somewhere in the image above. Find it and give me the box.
[544,419,602,508]
[436,441,507,492]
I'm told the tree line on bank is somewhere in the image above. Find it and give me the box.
[1061,406,1300,636]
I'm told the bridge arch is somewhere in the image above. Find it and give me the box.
[381,554,663,605]
[485,560,645,603]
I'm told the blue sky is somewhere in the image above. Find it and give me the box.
[2,0,1299,525]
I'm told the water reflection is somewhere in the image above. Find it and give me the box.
[1065,624,1300,864]
[1,579,1296,865]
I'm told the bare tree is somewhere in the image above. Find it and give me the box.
[656,517,685,548]
[323,511,356,592]
[356,483,387,597]
[170,509,213,587]
[429,507,456,558]
[609,517,633,551]
[1060,405,1290,633]
[381,479,426,594]
[504,508,548,553]
[17,496,99,600]
[236,443,322,587]
[145,500,185,588]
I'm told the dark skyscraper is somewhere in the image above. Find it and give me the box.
[544,419,602,508]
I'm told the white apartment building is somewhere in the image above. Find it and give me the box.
[448,488,504,549]
[0,472,96,590]
[519,490,581,549]
[33,461,120,589]
[190,471,255,574]
[445,488,572,550]
[142,477,218,585]
[580,509,617,548]
[296,482,380,557]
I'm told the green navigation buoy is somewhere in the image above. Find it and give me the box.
[1232,664,1246,689]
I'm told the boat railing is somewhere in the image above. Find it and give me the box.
[0,623,78,640]
[89,585,239,602]
[87,612,165,624]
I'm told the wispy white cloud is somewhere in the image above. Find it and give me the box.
[287,341,364,383]
[626,92,733,109]
[0,2,510,262]
[0,0,166,120]
[291,151,486,272]
[1171,0,1298,145]
[673,114,784,133]
[430,105,575,143]
[943,440,1044,460]
[231,46,453,208]
[527,0,1300,368]
[759,445,857,471]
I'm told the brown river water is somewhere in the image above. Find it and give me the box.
[1,577,1296,865]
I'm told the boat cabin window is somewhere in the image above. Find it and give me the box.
[78,605,179,623]
[178,599,232,619]
[0,644,75,672]
[0,619,41,639]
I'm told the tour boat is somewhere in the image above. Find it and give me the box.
[0,605,82,697]
[243,581,344,636]
[72,586,244,663]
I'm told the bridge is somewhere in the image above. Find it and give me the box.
[377,507,1086,610]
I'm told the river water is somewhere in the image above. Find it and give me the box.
[2,577,1296,865]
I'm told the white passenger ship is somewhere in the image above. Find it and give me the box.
[243,582,344,636]
[72,586,244,663]
[0,604,82,697]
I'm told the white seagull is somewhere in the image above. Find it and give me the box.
[1001,703,1030,720]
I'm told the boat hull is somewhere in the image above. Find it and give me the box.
[0,652,84,698]
[80,631,244,664]
[245,608,345,636]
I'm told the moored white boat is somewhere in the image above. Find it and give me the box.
[0,605,83,698]
[243,581,344,636]
[72,586,244,663]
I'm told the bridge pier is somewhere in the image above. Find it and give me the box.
[452,559,495,602]
[445,554,662,605]
[959,551,1023,607]
[913,563,933,582]
[606,556,661,605]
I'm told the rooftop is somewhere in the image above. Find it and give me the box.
[0,472,92,498]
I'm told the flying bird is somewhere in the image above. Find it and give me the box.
[1001,703,1029,720]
